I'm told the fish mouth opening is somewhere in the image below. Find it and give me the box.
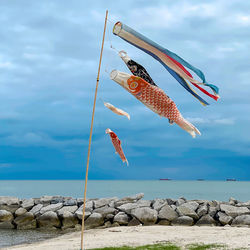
[113,21,122,35]
[105,128,111,134]
[110,70,118,80]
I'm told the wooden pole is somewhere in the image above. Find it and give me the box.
[80,10,108,250]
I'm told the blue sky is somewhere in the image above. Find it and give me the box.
[0,0,250,180]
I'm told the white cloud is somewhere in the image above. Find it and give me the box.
[187,117,235,125]
[0,62,13,69]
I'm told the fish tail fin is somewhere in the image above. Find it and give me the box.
[176,118,201,138]
[126,114,130,120]
[124,159,129,166]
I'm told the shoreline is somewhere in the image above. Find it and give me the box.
[3,225,250,250]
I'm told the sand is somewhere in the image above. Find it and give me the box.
[4,225,250,250]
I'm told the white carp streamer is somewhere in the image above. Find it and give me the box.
[104,102,130,120]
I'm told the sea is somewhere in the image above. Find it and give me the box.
[0,180,250,248]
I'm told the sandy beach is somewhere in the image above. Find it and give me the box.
[3,225,250,250]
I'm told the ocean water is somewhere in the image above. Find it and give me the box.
[0,180,250,201]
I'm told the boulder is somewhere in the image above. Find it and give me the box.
[85,212,104,228]
[232,215,250,226]
[0,221,14,229]
[220,204,250,218]
[128,217,141,226]
[40,203,63,214]
[229,197,237,205]
[217,212,233,225]
[106,214,114,220]
[196,214,216,226]
[177,205,198,220]
[21,199,34,210]
[117,201,149,214]
[77,198,84,206]
[152,199,167,211]
[197,204,208,217]
[51,196,64,204]
[113,212,129,225]
[183,202,199,211]
[158,205,178,221]
[29,204,43,216]
[172,216,194,226]
[157,219,171,225]
[77,201,93,213]
[176,198,185,206]
[94,205,117,218]
[236,201,250,207]
[75,209,91,220]
[37,211,60,228]
[61,211,79,229]
[57,206,78,217]
[64,198,77,206]
[39,196,54,205]
[14,212,36,229]
[15,207,27,217]
[130,207,157,225]
[94,198,117,209]
[114,193,144,207]
[0,210,13,222]
[208,206,219,218]
[0,197,20,213]
[166,198,176,205]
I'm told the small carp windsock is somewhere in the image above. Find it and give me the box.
[110,70,201,138]
[106,128,129,166]
[103,101,130,120]
[119,51,157,87]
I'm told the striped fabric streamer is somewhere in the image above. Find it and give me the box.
[113,21,219,105]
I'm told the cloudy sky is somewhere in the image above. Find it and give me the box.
[0,0,249,180]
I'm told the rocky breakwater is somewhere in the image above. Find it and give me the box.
[0,195,250,230]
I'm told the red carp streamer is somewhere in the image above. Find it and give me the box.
[110,70,201,138]
[106,128,129,166]
[103,102,130,120]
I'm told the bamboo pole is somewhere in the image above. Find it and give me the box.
[80,10,108,250]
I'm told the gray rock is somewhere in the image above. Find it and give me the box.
[94,198,117,209]
[128,217,141,226]
[75,208,91,220]
[208,206,219,218]
[177,205,198,220]
[172,216,194,226]
[131,207,157,225]
[137,200,151,207]
[85,212,104,228]
[183,202,199,211]
[14,212,36,229]
[170,205,177,210]
[229,197,237,205]
[152,199,167,211]
[15,208,27,217]
[166,198,176,205]
[217,212,233,225]
[37,211,60,228]
[235,201,250,207]
[0,210,13,222]
[176,198,185,206]
[0,196,19,206]
[157,219,170,225]
[220,204,250,218]
[232,215,250,226]
[57,206,78,217]
[21,199,34,210]
[29,204,43,216]
[64,198,77,206]
[115,193,144,207]
[196,214,216,226]
[197,204,208,217]
[40,203,63,214]
[77,198,84,206]
[51,196,64,204]
[94,205,117,217]
[61,211,78,230]
[0,221,14,229]
[113,212,129,225]
[117,201,149,214]
[158,205,178,221]
[106,214,114,220]
[40,196,54,205]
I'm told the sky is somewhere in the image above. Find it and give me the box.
[0,0,250,180]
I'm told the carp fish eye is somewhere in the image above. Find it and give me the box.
[127,76,146,94]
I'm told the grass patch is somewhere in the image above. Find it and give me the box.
[91,243,181,249]
[187,243,225,250]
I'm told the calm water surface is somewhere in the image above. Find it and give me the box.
[0,180,250,201]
